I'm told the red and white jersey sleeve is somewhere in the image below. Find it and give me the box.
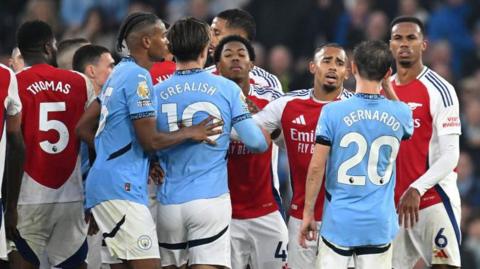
[149,61,176,85]
[16,64,94,204]
[255,88,352,221]
[0,64,22,199]
[206,65,282,92]
[393,67,461,209]
[228,85,283,219]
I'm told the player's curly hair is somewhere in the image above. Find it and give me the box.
[213,35,256,64]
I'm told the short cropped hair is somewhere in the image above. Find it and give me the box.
[72,44,110,73]
[353,40,393,81]
[213,35,256,64]
[17,20,54,54]
[390,16,425,36]
[312,43,345,60]
[57,38,90,69]
[216,9,256,41]
[167,17,210,62]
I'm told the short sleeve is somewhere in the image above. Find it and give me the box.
[230,83,252,126]
[6,68,22,116]
[126,71,157,120]
[315,105,332,145]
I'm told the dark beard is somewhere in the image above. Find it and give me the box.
[323,83,337,93]
[398,60,413,68]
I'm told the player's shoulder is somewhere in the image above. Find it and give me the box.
[251,65,276,79]
[418,67,457,106]
[0,63,12,75]
[250,84,283,101]
[285,88,311,97]
[0,64,15,83]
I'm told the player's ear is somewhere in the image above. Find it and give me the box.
[308,61,316,75]
[85,64,95,78]
[142,35,152,49]
[421,38,428,53]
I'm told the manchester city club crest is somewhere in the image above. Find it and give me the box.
[137,235,152,250]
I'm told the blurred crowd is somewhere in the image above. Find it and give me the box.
[1,0,480,268]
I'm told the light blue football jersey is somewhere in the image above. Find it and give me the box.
[85,57,157,209]
[155,69,266,205]
[316,93,413,247]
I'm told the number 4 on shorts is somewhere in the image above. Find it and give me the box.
[275,241,287,262]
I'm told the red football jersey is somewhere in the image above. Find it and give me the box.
[392,67,461,209]
[16,64,94,204]
[150,61,176,85]
[254,88,352,221]
[0,64,22,199]
[228,85,282,219]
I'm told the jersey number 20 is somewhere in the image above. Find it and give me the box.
[338,132,400,186]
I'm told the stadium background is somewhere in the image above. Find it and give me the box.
[1,0,480,268]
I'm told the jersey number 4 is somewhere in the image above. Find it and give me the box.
[161,102,223,141]
[39,102,69,154]
[338,132,400,186]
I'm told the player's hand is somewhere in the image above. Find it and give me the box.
[85,211,99,235]
[397,187,421,228]
[184,115,224,145]
[4,208,19,240]
[245,98,260,114]
[149,161,164,185]
[299,212,317,248]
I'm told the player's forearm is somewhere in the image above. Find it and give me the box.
[233,118,269,153]
[304,144,329,215]
[410,134,459,196]
[5,131,25,210]
[151,130,190,150]
[304,165,325,215]
[76,100,101,148]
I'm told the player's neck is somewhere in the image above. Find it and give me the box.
[176,60,204,71]
[129,52,153,70]
[355,79,381,95]
[24,56,49,67]
[395,61,424,85]
[238,79,250,97]
[313,86,341,101]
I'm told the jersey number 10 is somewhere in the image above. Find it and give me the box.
[161,102,223,141]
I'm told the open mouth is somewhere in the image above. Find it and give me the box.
[325,73,338,83]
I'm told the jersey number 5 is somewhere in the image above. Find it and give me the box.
[161,102,223,141]
[39,102,69,154]
[338,132,400,186]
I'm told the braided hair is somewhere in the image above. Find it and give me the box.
[116,12,160,52]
